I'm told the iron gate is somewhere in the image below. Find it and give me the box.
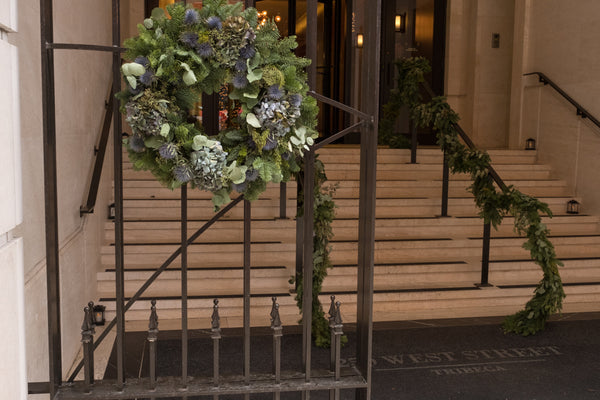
[32,0,381,398]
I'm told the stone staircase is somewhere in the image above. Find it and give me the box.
[99,146,600,330]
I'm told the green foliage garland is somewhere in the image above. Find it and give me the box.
[117,1,319,208]
[386,57,565,336]
[291,157,341,347]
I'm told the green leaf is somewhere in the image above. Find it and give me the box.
[183,70,197,86]
[247,68,263,83]
[160,124,170,137]
[122,62,145,77]
[151,7,166,20]
[192,134,217,150]
[143,18,154,29]
[144,136,163,149]
[126,75,137,90]
[246,113,261,128]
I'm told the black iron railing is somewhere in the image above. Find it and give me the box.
[410,81,508,286]
[36,0,380,399]
[80,85,114,216]
[525,72,600,131]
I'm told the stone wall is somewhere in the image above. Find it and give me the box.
[509,0,600,215]
[10,1,114,397]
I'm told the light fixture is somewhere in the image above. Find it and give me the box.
[395,12,406,33]
[566,200,580,214]
[108,203,115,219]
[525,138,536,150]
[356,33,364,49]
[93,304,106,325]
[275,15,282,22]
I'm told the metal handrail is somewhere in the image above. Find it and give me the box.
[525,72,600,131]
[419,81,508,191]
[80,85,114,216]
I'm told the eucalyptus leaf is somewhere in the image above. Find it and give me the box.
[246,113,261,128]
[126,75,137,90]
[144,136,163,149]
[160,124,170,137]
[143,18,154,29]
[247,68,263,83]
[183,70,197,86]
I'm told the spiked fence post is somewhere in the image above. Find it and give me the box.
[147,300,159,391]
[328,295,337,400]
[270,297,282,400]
[86,301,95,383]
[211,299,222,400]
[333,302,344,400]
[81,305,95,393]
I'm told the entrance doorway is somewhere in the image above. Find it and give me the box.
[380,0,446,145]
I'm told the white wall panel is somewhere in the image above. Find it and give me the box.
[0,39,21,233]
[0,238,27,400]
[0,0,17,32]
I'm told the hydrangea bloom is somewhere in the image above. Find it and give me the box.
[129,134,146,152]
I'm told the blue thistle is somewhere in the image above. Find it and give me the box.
[232,74,249,89]
[268,85,284,100]
[262,134,278,151]
[197,42,213,58]
[174,165,193,183]
[134,56,150,67]
[129,135,145,152]
[158,143,177,159]
[239,45,256,59]
[206,16,222,30]
[245,168,259,182]
[181,32,199,48]
[289,94,303,107]
[139,70,154,86]
[281,152,292,161]
[184,9,199,25]
[234,59,247,72]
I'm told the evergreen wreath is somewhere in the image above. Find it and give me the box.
[384,57,565,336]
[118,0,319,208]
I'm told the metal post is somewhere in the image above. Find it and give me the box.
[211,299,221,400]
[328,296,337,400]
[243,199,251,399]
[147,300,159,391]
[333,302,344,400]
[86,301,95,381]
[481,221,491,286]
[111,0,126,390]
[81,305,95,393]
[295,172,304,293]
[40,0,62,395]
[410,120,418,164]
[441,151,449,217]
[357,0,381,399]
[302,150,316,393]
[270,297,282,400]
[181,184,188,389]
[280,182,287,219]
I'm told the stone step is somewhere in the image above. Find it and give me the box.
[102,283,600,329]
[118,196,578,220]
[106,215,600,244]
[97,267,291,298]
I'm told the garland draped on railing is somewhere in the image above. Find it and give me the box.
[292,157,339,347]
[382,57,565,336]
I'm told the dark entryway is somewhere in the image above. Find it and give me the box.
[380,0,446,145]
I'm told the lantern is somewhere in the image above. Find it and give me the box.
[566,200,580,214]
[525,138,536,150]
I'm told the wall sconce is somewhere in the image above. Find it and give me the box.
[395,12,406,33]
[525,138,536,150]
[566,200,580,214]
[356,33,364,49]
[108,203,115,219]
[93,304,106,325]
